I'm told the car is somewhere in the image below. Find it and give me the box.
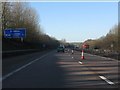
[57,46,65,52]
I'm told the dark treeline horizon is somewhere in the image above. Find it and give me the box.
[1,2,60,50]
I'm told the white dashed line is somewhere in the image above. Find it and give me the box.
[99,76,114,85]
[78,61,83,64]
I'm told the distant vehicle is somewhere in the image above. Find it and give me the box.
[57,46,65,52]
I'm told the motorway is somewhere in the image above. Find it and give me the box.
[2,49,119,88]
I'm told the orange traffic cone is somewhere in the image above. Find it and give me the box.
[81,50,85,59]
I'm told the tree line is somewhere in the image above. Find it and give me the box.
[1,2,60,50]
[84,24,119,52]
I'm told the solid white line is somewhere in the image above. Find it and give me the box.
[99,76,114,85]
[78,61,82,64]
[1,51,54,82]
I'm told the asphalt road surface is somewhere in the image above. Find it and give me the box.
[2,49,119,88]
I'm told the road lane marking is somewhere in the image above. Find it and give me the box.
[1,50,54,82]
[72,57,73,59]
[78,61,82,64]
[99,76,114,85]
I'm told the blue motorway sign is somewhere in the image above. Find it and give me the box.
[4,28,26,38]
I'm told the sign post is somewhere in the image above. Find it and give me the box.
[21,38,23,42]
